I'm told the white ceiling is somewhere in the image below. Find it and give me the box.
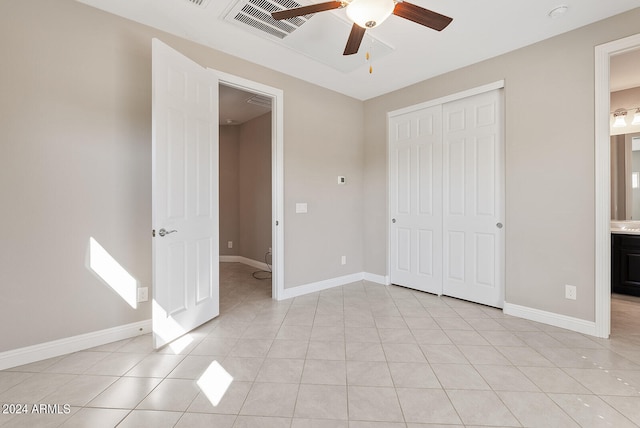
[77,0,639,100]
[219,84,271,125]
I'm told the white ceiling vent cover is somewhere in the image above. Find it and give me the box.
[223,0,394,73]
[247,94,273,108]
[185,0,212,7]
[224,0,312,40]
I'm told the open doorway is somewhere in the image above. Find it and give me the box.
[609,47,640,335]
[219,84,274,290]
[594,33,640,338]
[219,85,273,281]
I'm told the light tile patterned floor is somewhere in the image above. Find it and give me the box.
[3,263,640,427]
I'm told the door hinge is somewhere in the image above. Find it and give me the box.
[152,229,156,237]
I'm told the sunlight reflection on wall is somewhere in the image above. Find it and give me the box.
[88,237,138,309]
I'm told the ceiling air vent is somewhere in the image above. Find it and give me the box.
[247,94,272,108]
[225,0,313,39]
[185,0,211,7]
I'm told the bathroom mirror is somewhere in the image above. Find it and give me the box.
[611,132,640,220]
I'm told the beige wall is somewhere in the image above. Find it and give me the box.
[0,1,154,351]
[219,125,240,256]
[0,0,364,351]
[219,113,273,262]
[612,86,640,111]
[238,113,272,263]
[364,8,640,322]
[611,134,628,220]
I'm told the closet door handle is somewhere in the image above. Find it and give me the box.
[496,222,503,229]
[392,218,396,223]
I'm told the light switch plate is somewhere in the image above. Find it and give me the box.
[296,203,308,213]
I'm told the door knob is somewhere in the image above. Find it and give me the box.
[496,222,503,229]
[392,218,396,223]
[158,228,177,237]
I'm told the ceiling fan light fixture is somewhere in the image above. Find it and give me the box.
[346,0,395,28]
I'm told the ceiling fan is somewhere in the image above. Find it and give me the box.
[271,0,453,56]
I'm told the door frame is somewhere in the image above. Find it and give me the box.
[594,32,640,338]
[386,80,505,293]
[214,70,285,301]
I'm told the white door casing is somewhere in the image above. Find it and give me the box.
[388,83,504,308]
[389,106,443,294]
[152,39,220,349]
[442,89,505,308]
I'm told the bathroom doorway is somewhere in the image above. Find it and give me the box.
[595,33,640,338]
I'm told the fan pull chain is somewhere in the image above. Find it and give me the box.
[366,51,372,74]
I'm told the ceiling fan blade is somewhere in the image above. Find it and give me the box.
[343,23,366,55]
[393,1,452,31]
[272,1,343,20]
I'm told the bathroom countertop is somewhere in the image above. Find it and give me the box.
[611,221,640,235]
[612,228,640,235]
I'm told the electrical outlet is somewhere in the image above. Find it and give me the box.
[137,287,149,303]
[565,284,577,300]
[341,255,346,265]
[228,241,233,249]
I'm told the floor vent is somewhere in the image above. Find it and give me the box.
[225,0,312,40]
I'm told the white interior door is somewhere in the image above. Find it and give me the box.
[152,39,220,349]
[389,106,443,294]
[442,89,504,307]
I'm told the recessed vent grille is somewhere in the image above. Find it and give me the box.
[225,0,313,40]
[185,0,211,7]
[247,94,273,108]
[222,0,394,73]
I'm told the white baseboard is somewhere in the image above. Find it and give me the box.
[503,302,597,336]
[280,272,366,300]
[363,272,389,285]
[220,255,270,271]
[0,320,151,371]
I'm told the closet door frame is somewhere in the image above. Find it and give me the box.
[387,80,505,299]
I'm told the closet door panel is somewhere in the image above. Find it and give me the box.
[442,89,504,308]
[389,106,443,294]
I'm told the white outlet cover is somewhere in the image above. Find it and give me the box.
[137,287,149,302]
[565,284,577,300]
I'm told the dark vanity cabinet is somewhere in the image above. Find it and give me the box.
[612,234,640,296]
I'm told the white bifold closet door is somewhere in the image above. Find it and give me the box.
[390,89,504,308]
